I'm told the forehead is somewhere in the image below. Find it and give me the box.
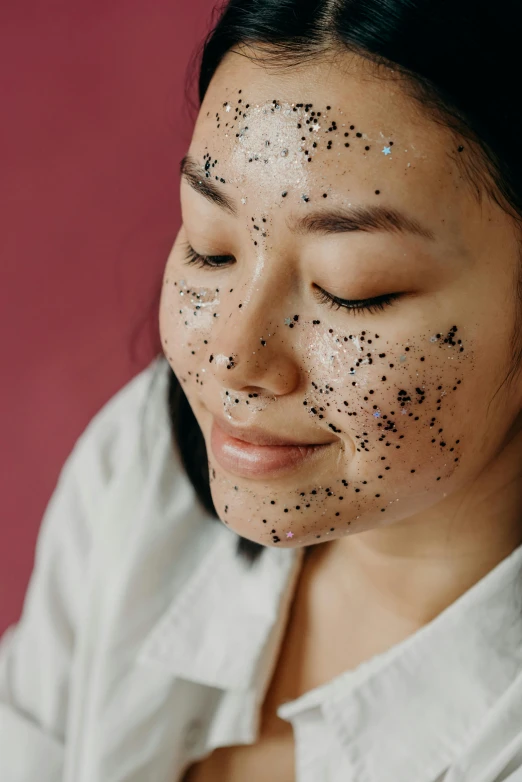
[191,51,456,193]
[184,51,477,253]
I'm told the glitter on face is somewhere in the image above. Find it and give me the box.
[159,59,517,553]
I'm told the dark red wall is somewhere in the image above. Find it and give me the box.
[0,0,217,634]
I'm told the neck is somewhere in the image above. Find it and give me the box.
[311,419,522,629]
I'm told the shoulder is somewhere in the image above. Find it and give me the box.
[74,354,218,559]
[73,355,171,473]
[65,355,173,513]
[30,353,218,607]
[29,356,177,563]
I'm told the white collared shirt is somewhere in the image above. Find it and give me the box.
[1,355,522,782]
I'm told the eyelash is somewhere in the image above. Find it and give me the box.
[182,242,401,316]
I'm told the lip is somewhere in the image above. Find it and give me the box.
[211,418,333,479]
[212,414,333,447]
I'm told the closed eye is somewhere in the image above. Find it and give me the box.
[183,242,232,269]
[182,242,402,315]
[313,287,401,315]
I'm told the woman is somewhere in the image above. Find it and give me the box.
[2,0,522,780]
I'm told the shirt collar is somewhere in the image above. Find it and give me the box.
[318,541,522,782]
[138,514,522,782]
[137,521,303,691]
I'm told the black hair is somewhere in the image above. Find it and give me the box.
[152,0,522,565]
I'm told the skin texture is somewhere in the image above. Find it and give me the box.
[159,48,522,628]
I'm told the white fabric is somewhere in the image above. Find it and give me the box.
[1,355,522,782]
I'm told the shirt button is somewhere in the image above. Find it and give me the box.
[184,718,203,750]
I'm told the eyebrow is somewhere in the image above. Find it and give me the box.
[180,154,436,241]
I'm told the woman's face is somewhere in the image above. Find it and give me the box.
[159,49,522,549]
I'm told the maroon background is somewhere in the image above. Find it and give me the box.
[0,0,217,634]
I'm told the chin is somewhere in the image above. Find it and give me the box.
[218,516,341,548]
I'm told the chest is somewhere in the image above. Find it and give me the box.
[180,607,299,782]
[179,550,362,782]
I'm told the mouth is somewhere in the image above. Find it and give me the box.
[212,414,335,447]
[210,418,334,479]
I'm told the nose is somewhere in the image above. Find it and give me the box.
[206,281,301,397]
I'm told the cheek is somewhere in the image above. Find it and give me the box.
[304,325,470,491]
[159,267,219,384]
